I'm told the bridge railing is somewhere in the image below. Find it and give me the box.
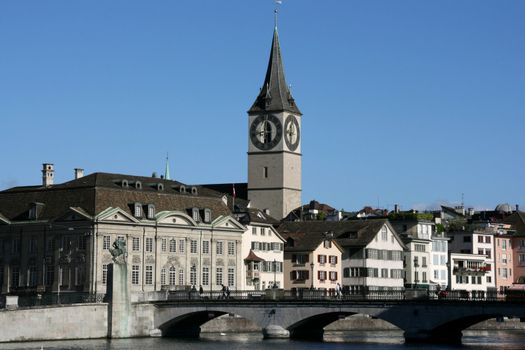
[6,293,106,308]
[142,288,521,303]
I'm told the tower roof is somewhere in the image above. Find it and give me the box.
[248,28,301,115]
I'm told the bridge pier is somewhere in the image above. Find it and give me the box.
[404,330,463,345]
[262,325,290,339]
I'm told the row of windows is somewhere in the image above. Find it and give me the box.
[6,265,84,288]
[365,249,403,261]
[0,236,87,255]
[251,227,272,236]
[251,242,283,252]
[317,254,338,265]
[456,275,484,285]
[252,261,283,273]
[343,267,404,279]
[104,265,236,287]
[103,236,236,256]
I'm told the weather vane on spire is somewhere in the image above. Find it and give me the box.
[274,0,283,29]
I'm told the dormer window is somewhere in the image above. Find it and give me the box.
[135,181,142,190]
[192,208,200,222]
[204,209,211,223]
[157,183,164,191]
[29,205,37,220]
[147,204,155,219]
[134,203,143,218]
[122,179,129,188]
[180,185,186,194]
[191,187,198,195]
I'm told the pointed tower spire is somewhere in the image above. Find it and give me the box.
[248,28,301,115]
[164,153,171,180]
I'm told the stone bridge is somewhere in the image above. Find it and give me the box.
[136,299,525,344]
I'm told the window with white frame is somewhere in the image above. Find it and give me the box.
[202,240,210,254]
[329,255,337,265]
[228,267,235,287]
[190,266,197,286]
[169,239,176,253]
[252,227,257,235]
[192,208,200,222]
[103,236,111,250]
[160,268,166,285]
[228,241,235,256]
[132,265,140,285]
[161,238,167,252]
[381,226,388,241]
[216,267,223,285]
[147,204,155,219]
[204,209,211,223]
[134,203,142,217]
[318,254,326,264]
[260,228,265,236]
[179,239,185,253]
[146,237,153,252]
[169,267,176,285]
[145,265,153,285]
[216,241,223,255]
[329,271,338,281]
[178,269,184,285]
[132,237,140,251]
[191,240,198,254]
[318,270,327,281]
[102,264,108,285]
[202,266,209,286]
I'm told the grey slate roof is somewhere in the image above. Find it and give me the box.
[278,219,404,249]
[234,208,280,226]
[248,28,301,115]
[0,172,233,222]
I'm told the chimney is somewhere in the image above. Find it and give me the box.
[42,163,54,187]
[394,204,399,214]
[74,168,84,180]
[263,208,271,216]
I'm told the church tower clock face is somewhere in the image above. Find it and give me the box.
[284,114,300,151]
[250,114,283,150]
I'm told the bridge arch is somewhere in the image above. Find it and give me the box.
[156,307,265,338]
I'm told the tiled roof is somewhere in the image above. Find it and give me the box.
[235,208,280,225]
[278,219,400,248]
[0,172,232,222]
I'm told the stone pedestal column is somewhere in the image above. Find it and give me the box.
[107,263,130,338]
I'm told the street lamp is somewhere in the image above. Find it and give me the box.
[310,262,314,290]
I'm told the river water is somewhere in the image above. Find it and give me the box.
[0,330,524,350]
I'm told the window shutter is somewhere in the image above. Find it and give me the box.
[335,256,338,264]
[317,255,321,263]
[335,272,338,280]
[292,254,296,263]
[305,255,309,263]
[318,271,321,279]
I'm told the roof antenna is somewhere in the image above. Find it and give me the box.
[274,0,282,29]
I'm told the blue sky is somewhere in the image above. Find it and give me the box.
[1,1,524,212]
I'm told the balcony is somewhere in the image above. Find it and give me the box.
[453,266,490,275]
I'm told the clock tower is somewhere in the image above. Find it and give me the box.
[247,27,302,220]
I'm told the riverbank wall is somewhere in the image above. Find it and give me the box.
[0,304,108,342]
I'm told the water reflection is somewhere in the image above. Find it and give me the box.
[0,330,525,350]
